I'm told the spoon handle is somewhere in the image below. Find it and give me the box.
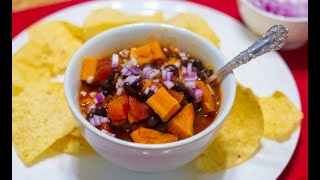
[207,24,289,83]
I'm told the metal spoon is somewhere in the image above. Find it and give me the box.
[206,24,289,83]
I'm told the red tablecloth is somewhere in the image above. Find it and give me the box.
[12,0,308,179]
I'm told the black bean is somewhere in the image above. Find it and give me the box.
[165,64,179,76]
[95,106,108,117]
[155,123,167,133]
[124,82,138,97]
[181,60,189,66]
[193,60,204,71]
[107,69,121,84]
[100,80,114,91]
[99,87,110,96]
[192,99,201,112]
[121,123,134,132]
[132,79,142,90]
[173,81,186,92]
[137,91,148,102]
[87,112,94,119]
[147,90,155,98]
[146,117,161,128]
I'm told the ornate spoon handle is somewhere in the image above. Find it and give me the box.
[207,24,289,83]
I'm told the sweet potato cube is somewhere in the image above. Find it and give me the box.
[108,95,129,122]
[80,57,98,81]
[195,81,215,114]
[131,41,165,66]
[130,127,178,144]
[168,103,194,140]
[168,89,184,103]
[128,96,153,123]
[146,87,180,122]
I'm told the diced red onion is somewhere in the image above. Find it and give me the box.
[144,87,150,95]
[175,61,181,68]
[190,87,203,103]
[163,81,174,89]
[90,115,110,127]
[179,52,188,60]
[116,77,124,88]
[181,66,187,74]
[94,92,105,103]
[100,117,110,123]
[124,70,132,76]
[87,104,96,112]
[116,87,124,96]
[187,62,192,73]
[89,91,97,98]
[131,66,141,75]
[248,0,308,17]
[184,80,196,89]
[142,65,152,74]
[150,85,158,92]
[162,69,167,80]
[166,72,174,81]
[112,54,119,68]
[153,79,160,83]
[121,66,130,76]
[124,75,140,85]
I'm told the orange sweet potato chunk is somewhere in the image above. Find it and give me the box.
[146,87,180,122]
[128,96,153,123]
[108,95,129,122]
[80,57,98,81]
[130,127,178,144]
[168,103,194,140]
[195,81,215,114]
[168,89,184,103]
[131,41,165,66]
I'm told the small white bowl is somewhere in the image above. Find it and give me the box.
[237,0,308,50]
[64,23,236,172]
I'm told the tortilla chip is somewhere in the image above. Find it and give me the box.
[51,135,94,153]
[83,8,164,40]
[258,91,303,142]
[12,60,51,96]
[27,21,83,75]
[12,82,76,165]
[166,13,220,46]
[12,41,52,68]
[70,128,82,137]
[196,83,264,173]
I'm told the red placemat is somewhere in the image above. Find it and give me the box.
[12,0,308,179]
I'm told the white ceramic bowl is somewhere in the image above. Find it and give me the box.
[64,23,236,172]
[237,0,308,50]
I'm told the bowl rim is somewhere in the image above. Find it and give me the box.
[239,0,308,22]
[64,23,236,150]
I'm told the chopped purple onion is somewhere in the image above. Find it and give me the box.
[163,81,174,89]
[124,75,140,85]
[112,54,119,68]
[248,0,308,17]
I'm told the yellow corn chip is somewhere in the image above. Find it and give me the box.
[258,91,303,142]
[12,60,51,96]
[70,128,82,137]
[27,21,83,75]
[83,8,164,40]
[196,83,264,173]
[166,13,220,46]
[51,135,94,153]
[12,82,76,165]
